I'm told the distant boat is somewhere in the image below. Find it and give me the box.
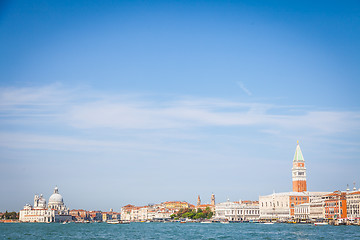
[220,221,229,224]
[314,222,328,226]
[107,219,130,224]
[201,221,212,224]
[107,220,121,224]
[263,222,274,225]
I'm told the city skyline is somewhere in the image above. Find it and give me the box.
[1,0,360,211]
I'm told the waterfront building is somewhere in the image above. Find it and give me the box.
[323,191,347,219]
[293,192,331,221]
[214,200,238,220]
[162,201,194,210]
[259,191,309,220]
[69,209,90,221]
[102,212,111,222]
[102,210,121,222]
[120,205,137,221]
[153,208,174,221]
[121,204,149,221]
[308,192,330,220]
[294,203,309,220]
[19,194,55,223]
[88,210,102,221]
[120,204,174,221]
[214,200,259,221]
[19,187,72,223]
[346,190,360,219]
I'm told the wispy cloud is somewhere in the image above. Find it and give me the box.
[0,84,360,149]
[236,81,252,96]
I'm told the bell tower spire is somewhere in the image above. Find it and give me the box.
[292,141,307,192]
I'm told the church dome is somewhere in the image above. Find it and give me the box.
[49,186,63,204]
[39,194,46,204]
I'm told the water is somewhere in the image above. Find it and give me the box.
[1,222,359,240]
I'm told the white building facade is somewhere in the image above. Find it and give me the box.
[347,190,360,219]
[259,192,297,220]
[294,203,309,220]
[308,192,330,220]
[214,200,259,221]
[19,187,72,223]
[260,191,330,221]
[120,204,175,221]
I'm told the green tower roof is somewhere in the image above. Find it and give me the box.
[293,141,304,161]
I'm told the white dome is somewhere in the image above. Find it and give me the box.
[49,186,63,203]
[49,193,63,203]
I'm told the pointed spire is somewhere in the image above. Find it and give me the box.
[293,141,304,161]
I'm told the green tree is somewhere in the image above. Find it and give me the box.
[187,211,196,219]
[194,212,206,219]
[2,211,18,220]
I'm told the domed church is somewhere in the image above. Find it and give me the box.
[48,186,69,215]
[19,186,72,223]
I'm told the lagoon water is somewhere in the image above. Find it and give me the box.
[1,222,359,240]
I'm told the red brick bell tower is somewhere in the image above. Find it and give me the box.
[292,141,307,192]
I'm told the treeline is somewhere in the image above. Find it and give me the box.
[170,207,213,220]
[1,211,18,219]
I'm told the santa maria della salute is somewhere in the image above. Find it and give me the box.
[19,187,72,223]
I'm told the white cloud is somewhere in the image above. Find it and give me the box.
[0,84,359,136]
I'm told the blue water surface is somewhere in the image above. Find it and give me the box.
[1,222,359,240]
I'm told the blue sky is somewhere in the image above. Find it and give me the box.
[1,0,360,211]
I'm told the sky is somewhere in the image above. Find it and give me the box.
[1,0,360,212]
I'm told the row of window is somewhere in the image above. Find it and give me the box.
[347,196,360,199]
[324,202,342,207]
[295,208,309,213]
[291,197,307,201]
[325,209,343,214]
[262,202,289,207]
[225,210,260,215]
